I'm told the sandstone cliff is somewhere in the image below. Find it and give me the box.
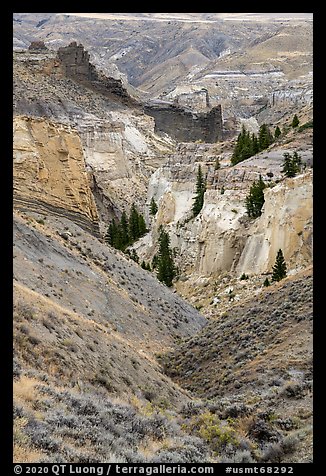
[13,115,99,234]
[236,172,313,275]
[135,142,312,280]
[13,47,176,223]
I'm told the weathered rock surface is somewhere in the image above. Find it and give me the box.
[135,142,312,280]
[13,48,175,222]
[144,102,223,143]
[13,116,99,235]
[236,172,313,275]
[28,40,48,51]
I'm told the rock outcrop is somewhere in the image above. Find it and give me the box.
[13,116,99,235]
[144,102,223,143]
[57,42,138,106]
[28,40,48,51]
[135,142,312,279]
[236,172,313,275]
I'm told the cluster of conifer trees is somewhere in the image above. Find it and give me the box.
[231,115,301,166]
[105,202,176,287]
[231,124,274,165]
[105,204,147,251]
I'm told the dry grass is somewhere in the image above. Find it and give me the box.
[13,376,39,408]
[14,445,45,463]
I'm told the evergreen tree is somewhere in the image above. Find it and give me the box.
[192,165,206,217]
[214,157,221,170]
[151,254,159,270]
[252,133,260,154]
[282,152,302,178]
[105,219,122,250]
[138,214,148,237]
[157,226,176,287]
[271,249,287,282]
[282,152,295,178]
[258,124,273,150]
[231,126,252,165]
[245,175,266,218]
[292,151,302,174]
[274,126,281,139]
[263,277,270,287]
[129,203,140,241]
[130,249,139,263]
[291,114,300,128]
[119,211,129,250]
[231,126,245,165]
[141,260,147,269]
[149,197,158,215]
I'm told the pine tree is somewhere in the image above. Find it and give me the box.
[157,226,176,287]
[149,197,158,215]
[141,260,147,269]
[282,152,295,178]
[129,203,140,241]
[271,249,287,282]
[138,214,148,237]
[192,165,206,217]
[130,249,139,263]
[292,151,302,174]
[151,254,159,270]
[252,133,260,154]
[291,114,300,128]
[282,152,302,178]
[105,219,122,249]
[274,126,281,139]
[214,157,221,170]
[258,124,273,150]
[263,277,270,287]
[245,175,266,218]
[231,126,246,165]
[119,211,129,250]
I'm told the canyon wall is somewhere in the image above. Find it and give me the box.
[144,103,223,143]
[13,115,99,235]
[137,143,312,279]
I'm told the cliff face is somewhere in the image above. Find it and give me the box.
[144,103,223,143]
[236,172,313,275]
[57,42,138,106]
[13,115,99,234]
[13,47,176,223]
[135,141,312,280]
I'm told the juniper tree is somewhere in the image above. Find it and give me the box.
[245,175,266,218]
[157,226,176,287]
[192,165,206,217]
[272,249,287,282]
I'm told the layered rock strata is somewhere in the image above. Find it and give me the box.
[13,115,99,235]
[144,102,223,143]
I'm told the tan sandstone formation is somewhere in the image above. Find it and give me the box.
[13,115,99,234]
[236,171,313,275]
